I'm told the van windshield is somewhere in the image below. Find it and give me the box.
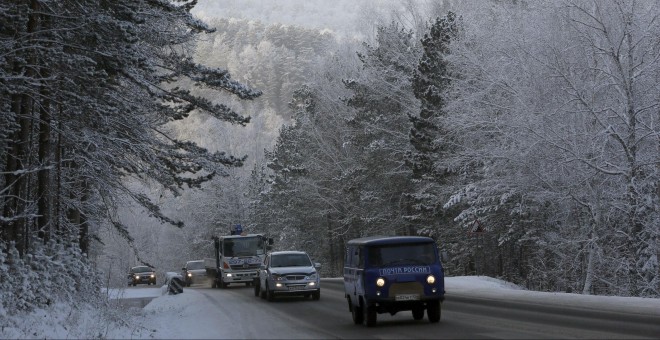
[367,242,437,267]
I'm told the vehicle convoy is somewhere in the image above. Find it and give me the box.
[343,236,445,327]
[182,260,207,287]
[254,250,321,301]
[205,225,273,288]
[127,266,157,286]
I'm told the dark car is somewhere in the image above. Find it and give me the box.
[254,251,321,301]
[182,260,207,287]
[128,266,157,286]
[343,236,445,327]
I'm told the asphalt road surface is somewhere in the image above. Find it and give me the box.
[185,279,660,339]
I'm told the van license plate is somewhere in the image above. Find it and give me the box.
[395,294,420,301]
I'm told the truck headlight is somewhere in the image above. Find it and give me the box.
[376,277,385,287]
[426,275,435,285]
[187,273,192,277]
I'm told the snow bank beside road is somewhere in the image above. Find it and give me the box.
[447,276,660,316]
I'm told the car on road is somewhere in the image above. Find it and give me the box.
[343,236,445,327]
[128,265,157,286]
[182,260,207,287]
[254,251,321,301]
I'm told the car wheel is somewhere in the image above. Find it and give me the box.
[412,306,424,320]
[266,283,274,302]
[427,300,441,323]
[351,299,363,325]
[363,303,377,327]
[312,290,320,301]
[132,282,136,287]
[260,284,267,299]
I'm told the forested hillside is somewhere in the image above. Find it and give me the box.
[2,4,658,333]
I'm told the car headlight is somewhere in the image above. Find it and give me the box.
[134,275,139,280]
[305,273,318,280]
[150,274,155,278]
[187,273,192,277]
[427,275,435,285]
[376,277,385,287]
[271,274,284,281]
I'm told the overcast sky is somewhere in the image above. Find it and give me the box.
[191,0,415,41]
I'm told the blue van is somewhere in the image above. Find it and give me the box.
[343,236,445,327]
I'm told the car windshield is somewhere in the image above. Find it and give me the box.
[367,242,437,267]
[187,261,204,270]
[271,254,311,267]
[223,236,265,257]
[132,266,152,273]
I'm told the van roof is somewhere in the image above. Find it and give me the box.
[346,235,435,246]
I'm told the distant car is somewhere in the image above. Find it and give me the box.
[128,266,157,286]
[254,251,321,301]
[182,260,207,287]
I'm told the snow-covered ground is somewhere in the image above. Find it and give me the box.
[2,276,659,339]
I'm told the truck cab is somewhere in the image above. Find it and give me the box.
[343,236,445,327]
[206,226,273,288]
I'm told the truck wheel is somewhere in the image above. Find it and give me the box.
[220,280,227,289]
[427,300,441,323]
[364,303,377,327]
[412,306,424,320]
[254,282,260,297]
[212,280,217,288]
[351,299,363,325]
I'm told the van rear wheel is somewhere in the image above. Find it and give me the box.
[412,306,424,320]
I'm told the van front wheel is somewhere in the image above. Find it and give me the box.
[350,300,363,325]
[364,304,377,327]
[427,300,441,323]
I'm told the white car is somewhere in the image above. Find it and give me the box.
[254,251,321,301]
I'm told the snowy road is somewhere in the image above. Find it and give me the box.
[127,278,660,339]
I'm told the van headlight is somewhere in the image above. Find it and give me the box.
[426,275,435,285]
[376,277,385,287]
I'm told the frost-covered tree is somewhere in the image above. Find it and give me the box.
[0,0,260,313]
[446,0,660,296]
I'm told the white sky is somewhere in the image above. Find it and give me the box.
[4,275,660,339]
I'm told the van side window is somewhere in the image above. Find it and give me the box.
[345,246,352,266]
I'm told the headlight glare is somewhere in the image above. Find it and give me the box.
[376,277,385,287]
[426,275,435,285]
